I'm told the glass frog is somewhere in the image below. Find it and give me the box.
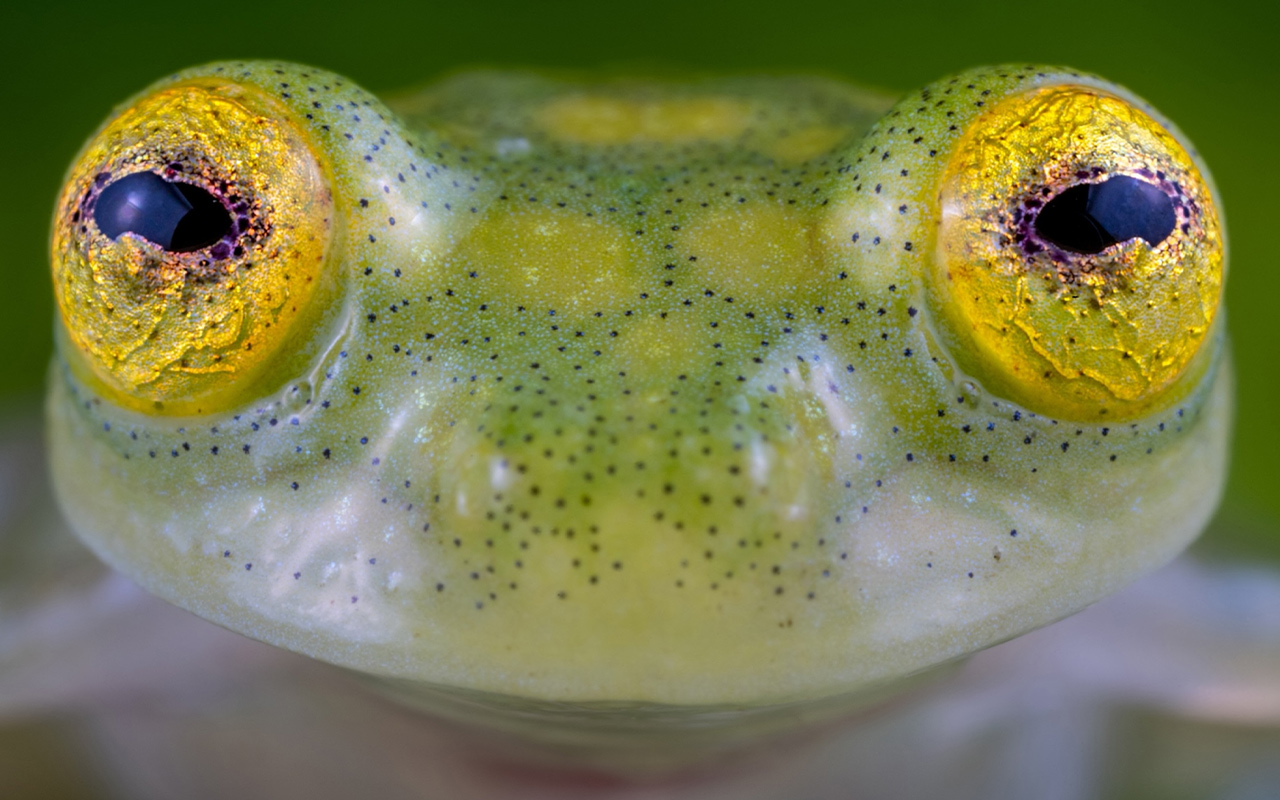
[43,60,1231,758]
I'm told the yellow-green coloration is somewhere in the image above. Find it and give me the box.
[52,80,336,415]
[47,63,1231,727]
[934,85,1223,422]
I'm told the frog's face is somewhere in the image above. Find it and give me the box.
[46,63,1229,718]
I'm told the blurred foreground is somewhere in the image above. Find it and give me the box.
[2,417,1278,800]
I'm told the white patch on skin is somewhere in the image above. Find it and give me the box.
[820,200,899,290]
[320,562,339,585]
[489,457,512,492]
[494,137,531,156]
[808,361,858,439]
[749,440,771,487]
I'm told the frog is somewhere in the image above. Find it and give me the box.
[44,60,1230,757]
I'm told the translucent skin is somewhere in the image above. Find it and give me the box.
[48,63,1230,717]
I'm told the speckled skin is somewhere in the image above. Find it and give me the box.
[48,63,1230,723]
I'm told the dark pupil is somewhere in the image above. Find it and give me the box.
[1034,175,1176,255]
[93,171,232,252]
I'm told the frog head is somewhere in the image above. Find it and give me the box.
[46,61,1229,746]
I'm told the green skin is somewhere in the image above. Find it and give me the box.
[48,62,1230,730]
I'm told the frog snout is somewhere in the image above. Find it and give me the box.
[376,352,855,611]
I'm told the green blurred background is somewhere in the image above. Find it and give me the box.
[1,0,1276,559]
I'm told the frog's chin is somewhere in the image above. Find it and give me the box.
[354,661,958,773]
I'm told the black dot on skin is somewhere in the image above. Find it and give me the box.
[93,171,233,252]
[1034,175,1176,254]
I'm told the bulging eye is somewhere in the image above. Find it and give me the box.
[932,85,1224,421]
[51,79,334,414]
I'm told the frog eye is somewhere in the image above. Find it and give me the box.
[92,171,233,252]
[51,79,334,415]
[932,84,1224,421]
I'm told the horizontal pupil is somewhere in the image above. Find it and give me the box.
[93,171,232,252]
[1034,175,1177,255]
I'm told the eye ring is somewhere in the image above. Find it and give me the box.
[931,84,1224,421]
[52,79,335,415]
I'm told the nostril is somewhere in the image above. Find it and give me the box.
[1034,174,1177,255]
[93,171,232,252]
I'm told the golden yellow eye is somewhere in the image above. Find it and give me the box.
[51,79,333,415]
[931,84,1224,421]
